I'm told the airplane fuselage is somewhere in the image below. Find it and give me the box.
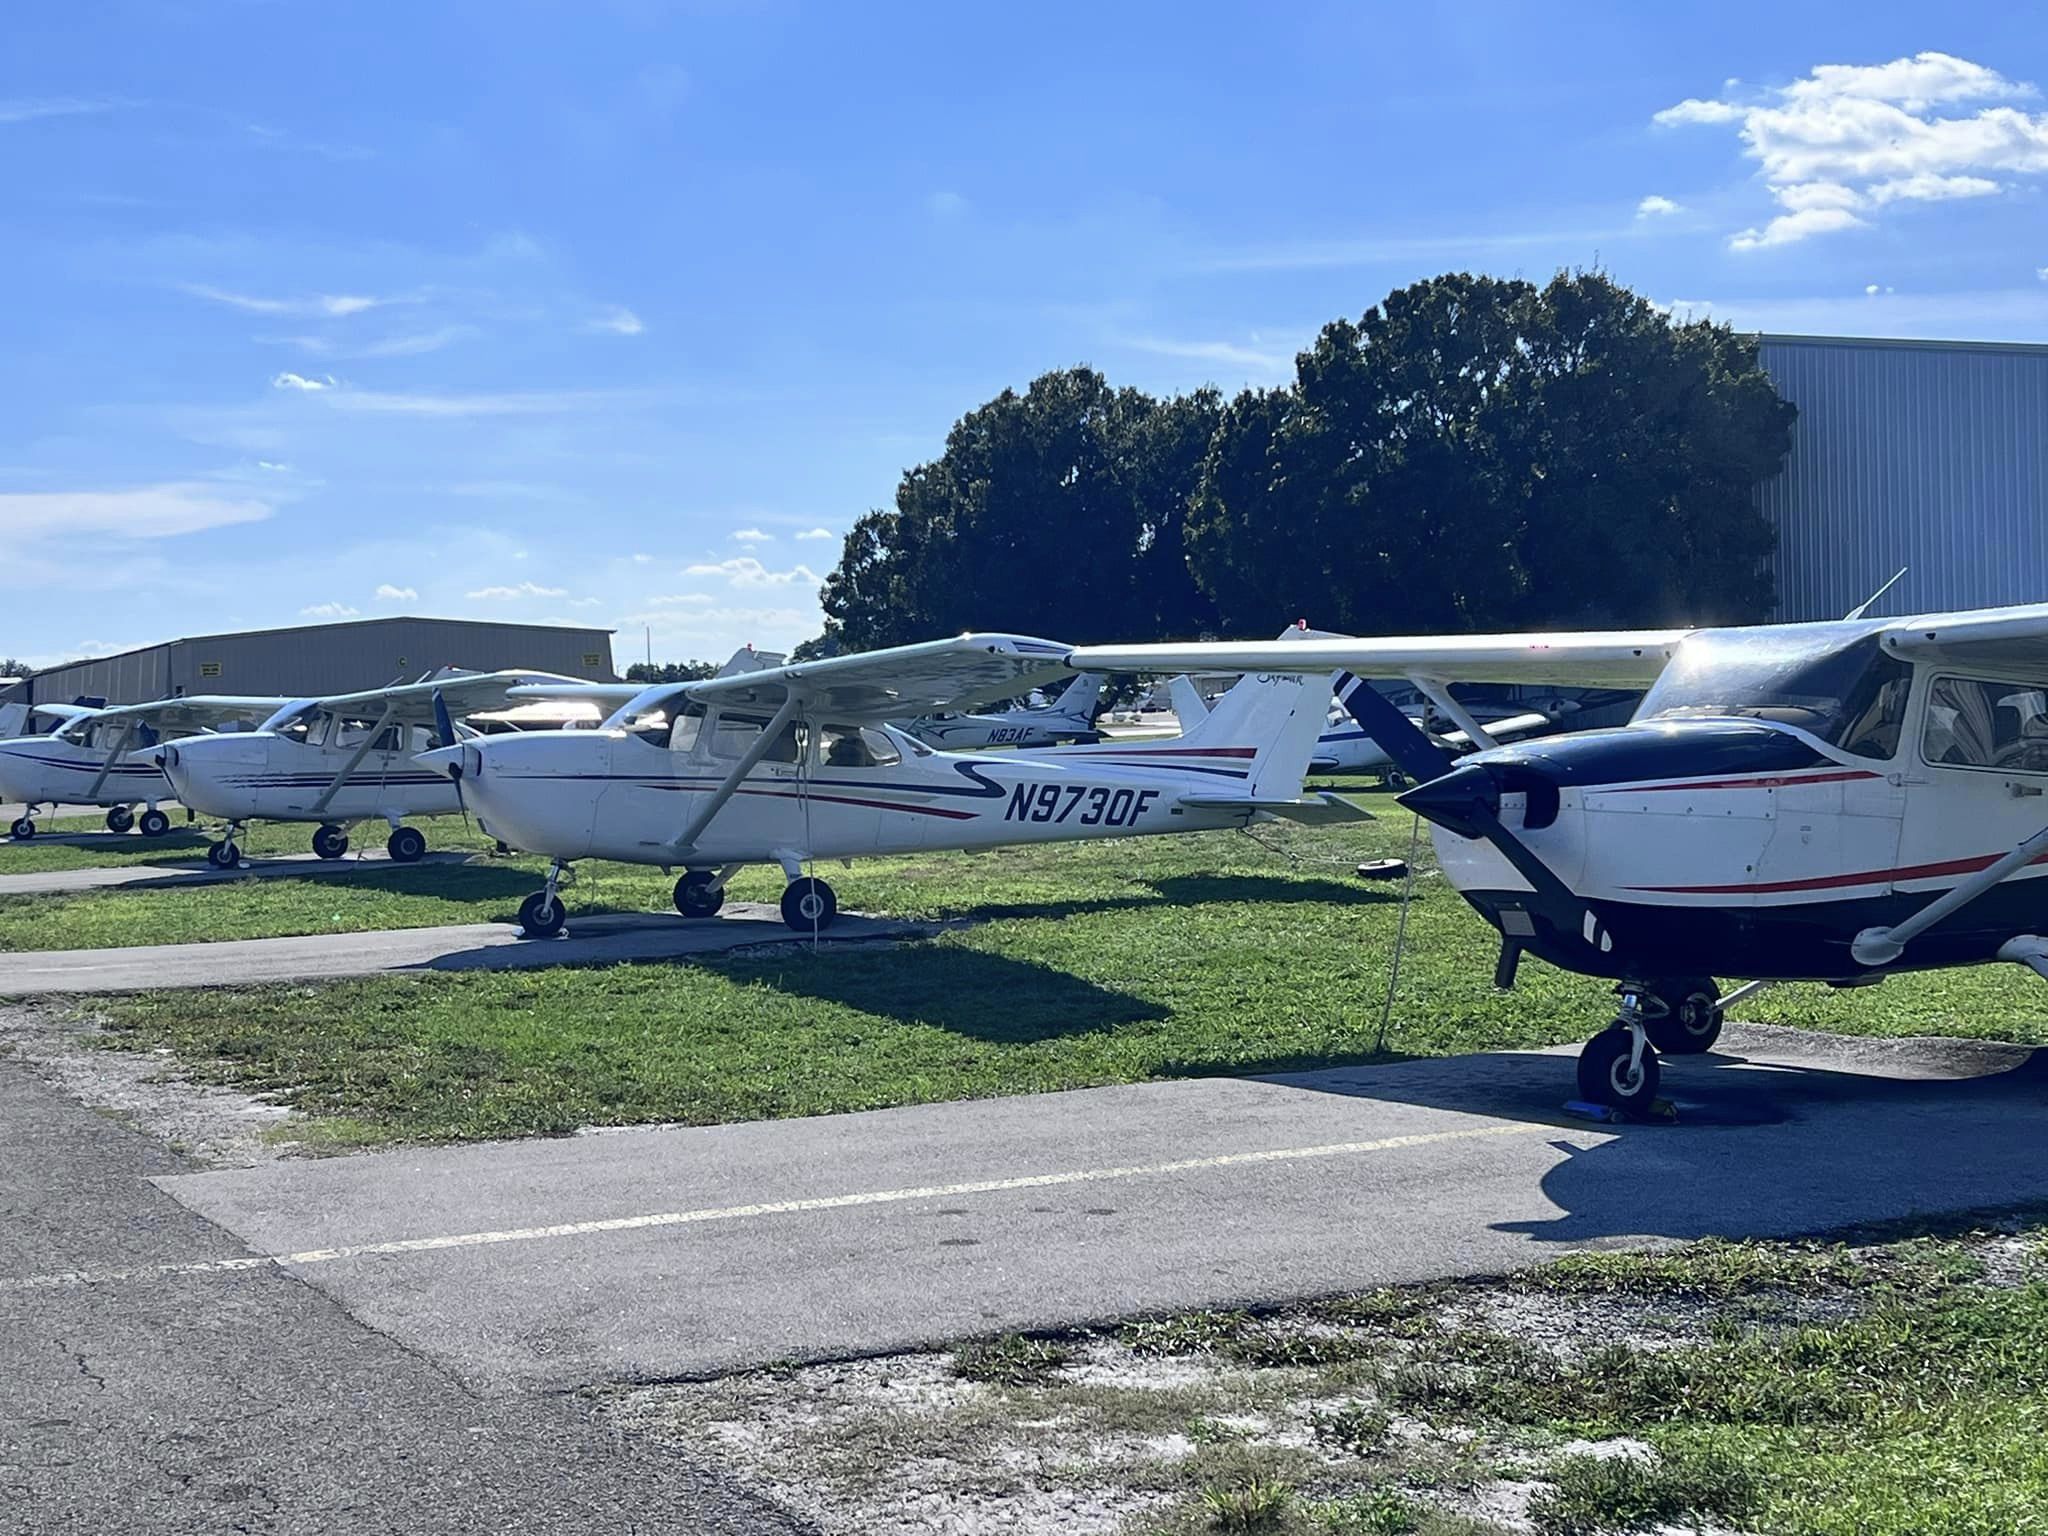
[1424,714,2048,982]
[156,731,459,824]
[0,734,170,810]
[445,728,1263,865]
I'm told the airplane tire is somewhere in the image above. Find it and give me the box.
[207,840,240,870]
[9,817,33,840]
[312,824,350,860]
[386,826,427,864]
[674,871,725,919]
[780,876,837,932]
[1644,977,1724,1055]
[138,809,171,838]
[1577,1027,1659,1114]
[106,806,134,834]
[517,890,567,939]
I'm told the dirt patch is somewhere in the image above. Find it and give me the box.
[0,1002,300,1166]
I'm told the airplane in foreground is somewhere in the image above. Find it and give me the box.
[1168,674,1559,781]
[118,670,588,867]
[0,697,285,839]
[899,673,1105,750]
[417,633,1355,937]
[1072,603,2048,1113]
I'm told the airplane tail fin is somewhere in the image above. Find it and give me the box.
[1169,630,1335,800]
[1052,672,1102,724]
[1166,674,1210,732]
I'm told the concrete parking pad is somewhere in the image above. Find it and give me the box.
[105,1024,2048,1393]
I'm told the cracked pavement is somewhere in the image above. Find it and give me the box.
[0,1060,808,1536]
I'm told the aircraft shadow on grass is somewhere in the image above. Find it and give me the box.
[913,873,1396,926]
[738,945,1172,1043]
[1240,1039,2048,1248]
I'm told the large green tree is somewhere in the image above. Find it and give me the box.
[815,368,1214,650]
[1186,272,1794,634]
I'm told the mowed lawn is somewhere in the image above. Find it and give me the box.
[61,787,2048,1148]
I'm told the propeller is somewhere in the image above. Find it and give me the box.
[1332,672,1598,985]
[427,688,479,837]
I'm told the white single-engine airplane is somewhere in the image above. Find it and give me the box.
[417,633,1354,937]
[120,670,588,867]
[900,672,1105,750]
[0,697,285,839]
[1074,603,2048,1113]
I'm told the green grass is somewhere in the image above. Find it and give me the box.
[0,811,491,874]
[935,1224,2048,1536]
[68,798,2048,1147]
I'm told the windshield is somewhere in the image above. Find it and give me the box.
[1637,626,1912,758]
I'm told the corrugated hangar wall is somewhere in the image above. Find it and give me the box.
[7,617,617,708]
[1758,335,2048,622]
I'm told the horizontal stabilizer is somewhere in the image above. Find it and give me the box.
[1177,791,1370,825]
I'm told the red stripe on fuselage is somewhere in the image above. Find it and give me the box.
[1592,768,1881,795]
[1628,849,2048,896]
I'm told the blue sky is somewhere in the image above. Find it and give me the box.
[3,3,2044,670]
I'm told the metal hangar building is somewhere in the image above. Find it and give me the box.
[1,616,618,709]
[1757,334,2048,622]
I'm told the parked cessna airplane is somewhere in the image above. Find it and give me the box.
[0,697,284,838]
[1168,675,1557,780]
[118,670,587,867]
[1072,604,2048,1113]
[418,633,1353,937]
[901,672,1105,750]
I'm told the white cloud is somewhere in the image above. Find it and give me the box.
[731,527,772,544]
[271,371,335,392]
[682,557,820,589]
[1864,283,1895,295]
[927,190,968,220]
[630,552,655,564]
[1655,51,2048,248]
[300,601,359,618]
[644,593,717,606]
[0,483,271,540]
[0,96,119,125]
[587,305,644,336]
[374,584,417,601]
[324,389,616,417]
[1123,335,1294,377]
[2039,267,2048,281]
[467,580,568,600]
[795,527,836,541]
[1635,194,1682,217]
[185,284,388,318]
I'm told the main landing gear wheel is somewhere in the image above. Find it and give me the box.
[386,826,427,864]
[138,809,171,838]
[1643,976,1724,1055]
[9,817,35,841]
[674,871,725,919]
[1578,1027,1661,1115]
[206,840,241,870]
[517,889,567,939]
[106,805,134,834]
[312,824,350,860]
[780,876,837,932]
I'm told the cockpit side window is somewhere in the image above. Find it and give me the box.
[813,724,903,769]
[1834,652,1914,760]
[707,710,800,763]
[1921,677,2048,774]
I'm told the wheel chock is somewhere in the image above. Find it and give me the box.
[1563,1097,1679,1125]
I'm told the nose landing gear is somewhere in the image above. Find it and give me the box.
[1575,977,1727,1116]
[517,859,571,938]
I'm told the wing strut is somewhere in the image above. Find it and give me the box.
[1405,674,1501,753]
[1852,822,2048,966]
[83,719,138,799]
[309,703,397,815]
[670,696,802,856]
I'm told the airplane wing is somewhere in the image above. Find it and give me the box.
[1070,628,1690,688]
[296,669,600,726]
[629,634,1079,724]
[89,695,295,733]
[29,703,98,726]
[1881,604,2048,677]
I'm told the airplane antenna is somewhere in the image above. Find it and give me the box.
[1844,567,1908,621]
